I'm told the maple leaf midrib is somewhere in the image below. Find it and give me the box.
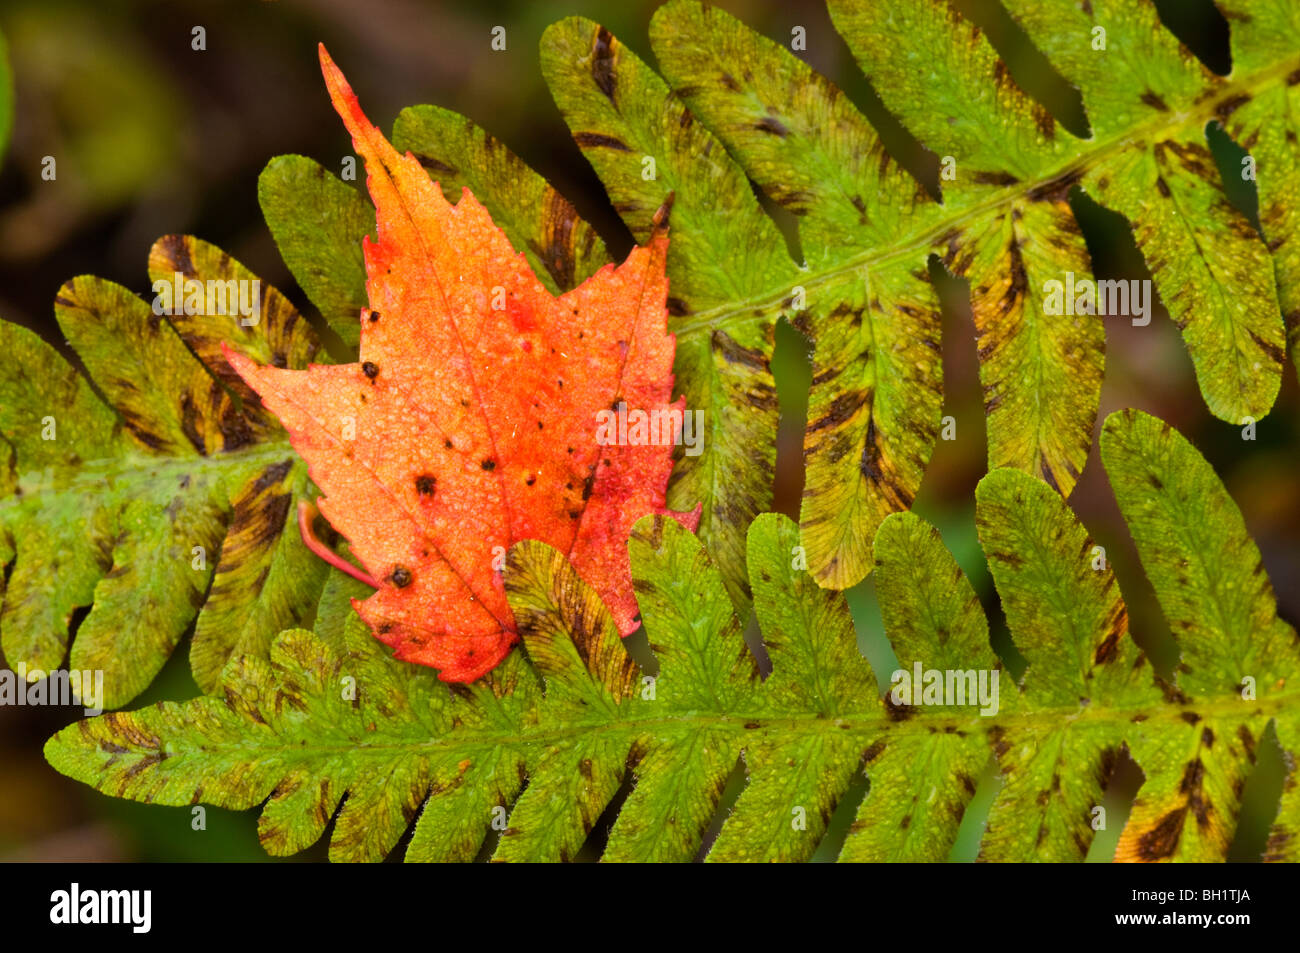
[319,52,543,598]
[340,97,525,557]
[668,54,1300,341]
[406,230,519,545]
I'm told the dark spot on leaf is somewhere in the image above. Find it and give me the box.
[971,170,1020,187]
[1136,809,1186,860]
[1027,168,1082,203]
[1140,90,1170,112]
[571,131,632,152]
[1215,93,1250,120]
[410,152,456,176]
[591,26,617,102]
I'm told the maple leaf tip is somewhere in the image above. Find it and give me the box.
[317,43,339,83]
[317,45,374,147]
[220,340,252,375]
[221,344,273,396]
[317,45,347,109]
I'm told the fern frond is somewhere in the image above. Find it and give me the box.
[0,239,333,706]
[44,410,1300,862]
[257,0,1298,599]
[650,0,1293,587]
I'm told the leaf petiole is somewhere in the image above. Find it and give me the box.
[297,499,379,588]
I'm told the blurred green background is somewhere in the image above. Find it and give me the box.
[0,0,1295,862]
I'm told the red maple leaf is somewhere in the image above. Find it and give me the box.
[225,46,698,682]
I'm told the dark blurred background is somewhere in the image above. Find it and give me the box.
[0,0,1295,862]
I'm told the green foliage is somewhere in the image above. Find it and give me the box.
[257,0,1299,602]
[0,238,332,707]
[45,412,1300,862]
